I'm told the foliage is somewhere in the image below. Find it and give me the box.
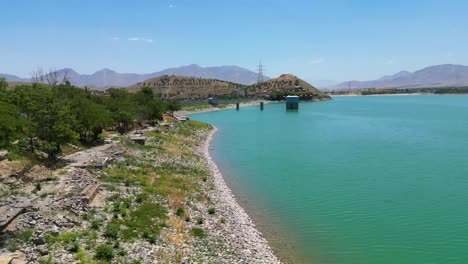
[0,101,29,148]
[94,244,114,261]
[0,82,181,162]
[0,77,8,90]
[166,99,182,112]
[190,227,206,238]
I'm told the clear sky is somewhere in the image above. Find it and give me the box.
[2,0,468,83]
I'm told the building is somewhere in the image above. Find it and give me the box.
[285,95,299,110]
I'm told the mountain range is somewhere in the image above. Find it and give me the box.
[0,64,268,89]
[330,64,468,90]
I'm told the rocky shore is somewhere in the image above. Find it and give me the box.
[200,127,281,263]
[0,119,281,263]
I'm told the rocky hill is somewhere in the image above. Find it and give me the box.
[128,75,245,99]
[129,74,330,100]
[248,74,330,98]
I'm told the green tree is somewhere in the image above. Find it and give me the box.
[0,77,7,91]
[104,89,136,133]
[71,97,113,142]
[165,100,181,113]
[0,101,28,148]
[22,85,78,160]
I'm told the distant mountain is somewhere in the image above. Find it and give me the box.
[0,73,29,82]
[154,64,267,85]
[0,64,266,89]
[330,64,468,90]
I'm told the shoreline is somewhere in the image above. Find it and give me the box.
[330,93,434,97]
[175,100,274,116]
[202,127,282,263]
[330,93,468,97]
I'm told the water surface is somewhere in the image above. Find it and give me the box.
[191,96,468,264]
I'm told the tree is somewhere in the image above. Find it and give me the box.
[0,77,7,91]
[71,97,113,142]
[104,89,135,133]
[144,100,164,126]
[0,101,29,148]
[165,100,181,114]
[18,85,78,160]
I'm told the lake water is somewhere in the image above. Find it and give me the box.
[190,96,468,264]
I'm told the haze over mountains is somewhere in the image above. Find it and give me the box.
[4,64,468,91]
[0,64,268,89]
[330,64,468,90]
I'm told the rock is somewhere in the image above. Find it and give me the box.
[33,236,46,246]
[37,245,48,256]
[0,150,8,161]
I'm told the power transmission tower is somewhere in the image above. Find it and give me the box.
[257,59,265,84]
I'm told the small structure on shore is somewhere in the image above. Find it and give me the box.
[285,95,299,110]
[208,97,219,107]
[130,131,147,145]
[175,115,189,122]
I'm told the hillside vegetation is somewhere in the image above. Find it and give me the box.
[0,78,180,162]
[128,75,244,99]
[250,74,321,93]
[129,74,330,101]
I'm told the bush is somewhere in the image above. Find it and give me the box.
[208,207,215,215]
[190,228,206,238]
[104,222,119,239]
[68,240,80,253]
[196,217,204,225]
[91,220,101,230]
[175,207,185,217]
[143,232,157,244]
[94,244,114,261]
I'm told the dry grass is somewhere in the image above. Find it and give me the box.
[168,217,186,233]
[168,191,185,209]
[166,233,187,247]
[154,248,172,263]
[164,145,191,155]
[0,160,24,177]
[195,193,208,203]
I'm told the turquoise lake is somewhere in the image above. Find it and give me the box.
[190,95,468,264]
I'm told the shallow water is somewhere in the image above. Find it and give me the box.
[191,96,468,264]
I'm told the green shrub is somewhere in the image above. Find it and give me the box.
[68,240,80,253]
[94,244,114,261]
[190,228,206,238]
[104,222,119,239]
[208,207,215,215]
[142,231,157,244]
[196,217,204,225]
[38,256,54,264]
[91,220,101,230]
[175,207,185,217]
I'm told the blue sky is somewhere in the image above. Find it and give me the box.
[2,0,468,83]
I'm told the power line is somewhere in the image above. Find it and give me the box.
[257,59,265,84]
